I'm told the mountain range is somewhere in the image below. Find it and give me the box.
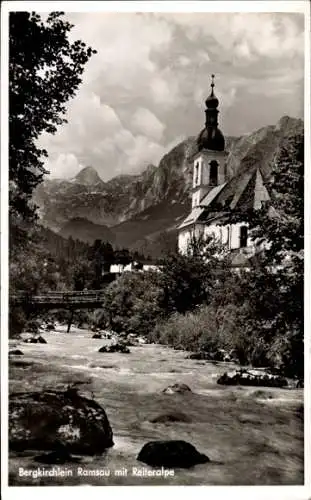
[33,115,303,257]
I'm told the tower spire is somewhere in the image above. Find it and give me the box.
[197,73,225,152]
[205,73,218,109]
[211,74,215,95]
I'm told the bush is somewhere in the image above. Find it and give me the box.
[149,301,275,369]
[149,306,221,352]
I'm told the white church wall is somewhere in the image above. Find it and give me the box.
[178,221,255,256]
[192,190,202,208]
[178,228,192,255]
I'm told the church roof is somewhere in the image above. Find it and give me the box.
[200,182,227,207]
[178,166,270,230]
[178,183,227,230]
[178,206,205,230]
[200,166,270,218]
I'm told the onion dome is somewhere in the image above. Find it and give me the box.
[197,127,225,152]
[205,74,219,108]
[197,74,225,152]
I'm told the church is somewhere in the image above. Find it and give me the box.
[178,75,270,267]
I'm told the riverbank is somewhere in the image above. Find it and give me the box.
[8,327,304,486]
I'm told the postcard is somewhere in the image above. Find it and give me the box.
[1,1,310,499]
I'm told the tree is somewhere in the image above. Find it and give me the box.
[72,261,91,291]
[87,240,115,288]
[247,134,303,265]
[9,11,96,223]
[159,234,228,315]
[98,272,164,335]
[263,135,304,378]
[231,135,304,376]
[114,248,132,267]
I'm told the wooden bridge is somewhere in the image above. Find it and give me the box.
[10,290,109,332]
[10,290,107,310]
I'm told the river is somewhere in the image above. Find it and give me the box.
[9,326,304,486]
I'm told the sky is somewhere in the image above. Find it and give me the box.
[37,10,305,181]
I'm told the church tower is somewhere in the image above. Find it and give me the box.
[192,75,228,208]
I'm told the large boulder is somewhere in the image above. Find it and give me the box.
[9,349,24,356]
[162,383,192,394]
[137,440,209,468]
[217,369,288,388]
[9,389,114,454]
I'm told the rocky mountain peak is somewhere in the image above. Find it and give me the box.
[275,115,304,134]
[33,115,303,256]
[74,166,104,186]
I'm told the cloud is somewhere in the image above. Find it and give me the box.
[163,12,304,61]
[45,153,83,180]
[150,74,181,108]
[37,11,304,180]
[39,90,168,179]
[178,55,191,67]
[131,108,165,142]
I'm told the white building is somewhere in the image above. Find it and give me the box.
[178,75,270,267]
[109,262,162,274]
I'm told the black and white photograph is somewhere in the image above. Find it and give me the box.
[1,0,310,494]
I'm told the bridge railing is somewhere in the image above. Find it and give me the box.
[10,290,107,305]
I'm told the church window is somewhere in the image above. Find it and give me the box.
[239,226,248,248]
[209,160,218,186]
[194,161,200,186]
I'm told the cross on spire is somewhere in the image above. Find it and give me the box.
[211,74,215,87]
[211,74,215,94]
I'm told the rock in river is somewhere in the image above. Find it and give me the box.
[137,440,209,468]
[99,343,130,354]
[92,333,103,339]
[150,412,191,423]
[162,383,192,394]
[34,448,80,464]
[23,336,47,344]
[217,369,288,388]
[9,349,24,356]
[9,389,114,454]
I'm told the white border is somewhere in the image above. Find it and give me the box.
[0,0,309,13]
[1,2,310,500]
[304,0,311,493]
